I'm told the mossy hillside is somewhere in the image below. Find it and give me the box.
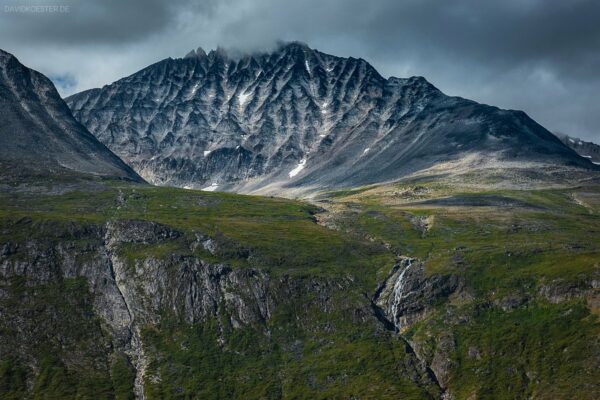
[0,186,394,283]
[405,299,600,400]
[0,185,403,399]
[0,277,120,399]
[1,181,599,399]
[326,184,600,296]
[142,288,440,400]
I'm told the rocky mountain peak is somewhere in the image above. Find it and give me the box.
[65,43,594,194]
[184,46,208,59]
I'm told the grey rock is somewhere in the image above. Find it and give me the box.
[374,257,461,331]
[0,218,373,397]
[538,276,599,304]
[556,133,600,164]
[430,333,456,389]
[0,49,143,183]
[65,42,594,195]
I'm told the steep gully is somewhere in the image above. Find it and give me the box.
[313,205,454,396]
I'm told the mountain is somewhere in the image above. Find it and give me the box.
[0,49,143,184]
[556,133,600,164]
[66,42,593,194]
[1,46,599,399]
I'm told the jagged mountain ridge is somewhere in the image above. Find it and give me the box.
[66,42,593,193]
[0,49,143,183]
[556,133,600,164]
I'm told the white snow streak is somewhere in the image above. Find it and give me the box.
[238,91,250,107]
[289,158,307,178]
[363,148,370,154]
[191,82,200,96]
[203,150,211,156]
[202,183,219,192]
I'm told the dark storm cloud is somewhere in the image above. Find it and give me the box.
[0,0,217,43]
[0,0,598,141]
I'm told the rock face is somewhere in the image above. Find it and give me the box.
[374,257,461,331]
[0,218,441,398]
[556,133,600,165]
[0,49,143,182]
[66,42,592,194]
[0,220,282,396]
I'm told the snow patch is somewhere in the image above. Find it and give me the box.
[582,155,592,158]
[289,158,307,178]
[190,82,200,96]
[363,148,370,154]
[202,183,219,192]
[319,134,327,138]
[305,60,310,74]
[203,150,211,156]
[568,138,575,143]
[238,91,251,107]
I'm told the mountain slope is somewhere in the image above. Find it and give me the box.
[66,42,593,194]
[556,133,600,164]
[0,49,143,183]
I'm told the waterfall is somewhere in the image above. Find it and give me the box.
[390,259,411,332]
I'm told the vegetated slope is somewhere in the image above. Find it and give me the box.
[317,180,600,399]
[66,42,594,194]
[1,179,599,399]
[0,49,143,184]
[0,185,439,399]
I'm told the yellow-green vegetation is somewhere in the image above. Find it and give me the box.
[325,182,600,293]
[0,185,393,281]
[0,179,599,399]
[322,180,600,398]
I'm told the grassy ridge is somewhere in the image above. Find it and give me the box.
[0,185,393,281]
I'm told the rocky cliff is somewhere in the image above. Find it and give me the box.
[0,190,446,398]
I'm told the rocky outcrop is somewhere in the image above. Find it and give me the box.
[0,218,384,398]
[538,274,600,304]
[374,257,461,332]
[0,219,276,397]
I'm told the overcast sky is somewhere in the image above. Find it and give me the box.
[1,0,599,142]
